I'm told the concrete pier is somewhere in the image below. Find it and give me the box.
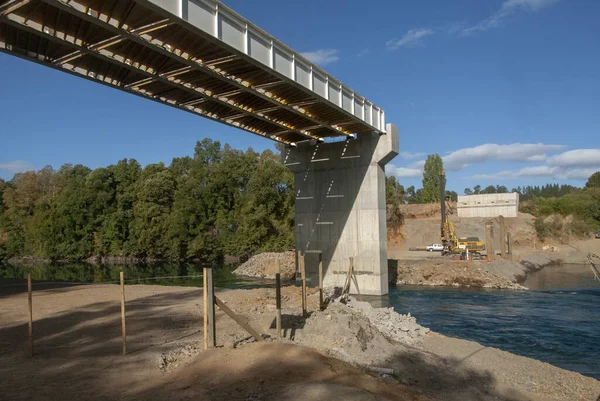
[283,124,399,295]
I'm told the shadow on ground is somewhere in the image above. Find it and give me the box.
[0,288,531,401]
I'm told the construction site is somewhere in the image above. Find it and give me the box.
[1,0,600,400]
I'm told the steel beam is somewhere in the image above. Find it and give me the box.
[39,0,351,139]
[0,18,295,144]
[0,0,30,16]
[1,13,317,141]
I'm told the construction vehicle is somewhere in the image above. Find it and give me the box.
[439,171,485,255]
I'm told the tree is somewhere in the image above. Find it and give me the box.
[386,176,405,205]
[481,185,496,194]
[586,172,600,188]
[464,187,473,196]
[421,154,444,203]
[409,188,425,204]
[473,185,481,195]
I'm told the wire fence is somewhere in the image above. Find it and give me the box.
[0,268,303,359]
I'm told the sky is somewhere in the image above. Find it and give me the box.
[1,0,599,192]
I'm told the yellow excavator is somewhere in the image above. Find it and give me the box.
[440,171,485,255]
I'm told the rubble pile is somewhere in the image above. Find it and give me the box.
[233,252,296,280]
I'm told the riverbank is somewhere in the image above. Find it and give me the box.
[393,258,529,289]
[1,283,598,400]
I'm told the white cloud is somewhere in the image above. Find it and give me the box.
[356,48,370,57]
[399,151,425,160]
[300,49,339,66]
[386,164,423,178]
[0,160,35,174]
[386,28,435,50]
[547,149,600,168]
[502,0,560,12]
[388,142,600,182]
[471,165,556,179]
[471,165,599,181]
[441,143,565,170]
[462,0,560,35]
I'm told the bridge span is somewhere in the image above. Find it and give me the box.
[0,0,399,295]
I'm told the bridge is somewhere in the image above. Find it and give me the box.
[0,0,399,295]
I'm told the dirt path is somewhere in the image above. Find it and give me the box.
[1,283,598,401]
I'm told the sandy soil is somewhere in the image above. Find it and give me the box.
[388,213,538,256]
[1,283,599,401]
[393,259,527,289]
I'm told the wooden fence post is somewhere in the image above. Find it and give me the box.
[318,253,323,311]
[27,273,33,357]
[203,270,208,350]
[214,296,264,341]
[203,267,216,349]
[300,251,307,317]
[120,271,127,356]
[275,260,282,337]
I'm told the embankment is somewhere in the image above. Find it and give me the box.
[1,283,597,401]
[393,259,528,289]
[232,251,296,280]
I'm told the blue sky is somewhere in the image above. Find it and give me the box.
[1,0,599,193]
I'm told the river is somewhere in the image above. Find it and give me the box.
[1,262,599,380]
[364,264,600,380]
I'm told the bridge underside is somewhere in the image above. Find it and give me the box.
[1,0,400,295]
[0,0,383,145]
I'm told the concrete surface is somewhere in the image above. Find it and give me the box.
[283,123,399,295]
[457,193,519,218]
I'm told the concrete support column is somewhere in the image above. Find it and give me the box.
[283,124,399,295]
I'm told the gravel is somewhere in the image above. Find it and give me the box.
[395,260,528,290]
[233,251,296,280]
[345,298,430,343]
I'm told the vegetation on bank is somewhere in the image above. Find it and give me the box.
[520,173,600,241]
[384,152,599,242]
[2,140,598,261]
[0,139,295,263]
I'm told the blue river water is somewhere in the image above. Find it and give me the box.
[361,264,600,380]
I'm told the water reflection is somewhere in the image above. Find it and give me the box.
[523,264,600,290]
[0,261,275,290]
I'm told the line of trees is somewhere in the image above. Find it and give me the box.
[386,154,457,205]
[463,183,578,201]
[522,173,600,237]
[385,152,589,206]
[0,139,295,262]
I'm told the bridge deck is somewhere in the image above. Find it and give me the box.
[0,0,385,145]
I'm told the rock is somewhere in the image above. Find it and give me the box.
[520,251,562,271]
[233,252,296,280]
[395,259,528,290]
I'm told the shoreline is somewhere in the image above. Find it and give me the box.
[0,282,598,401]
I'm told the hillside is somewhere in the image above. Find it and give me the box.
[388,203,538,253]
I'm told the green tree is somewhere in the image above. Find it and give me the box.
[473,185,481,194]
[586,172,600,188]
[464,187,473,196]
[0,139,299,262]
[421,154,444,203]
[386,176,405,205]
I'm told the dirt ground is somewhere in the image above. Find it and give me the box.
[388,212,538,256]
[1,282,599,401]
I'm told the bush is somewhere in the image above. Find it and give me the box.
[534,214,593,243]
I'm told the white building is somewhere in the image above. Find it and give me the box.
[457,193,519,218]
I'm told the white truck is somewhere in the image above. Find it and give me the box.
[426,244,444,252]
